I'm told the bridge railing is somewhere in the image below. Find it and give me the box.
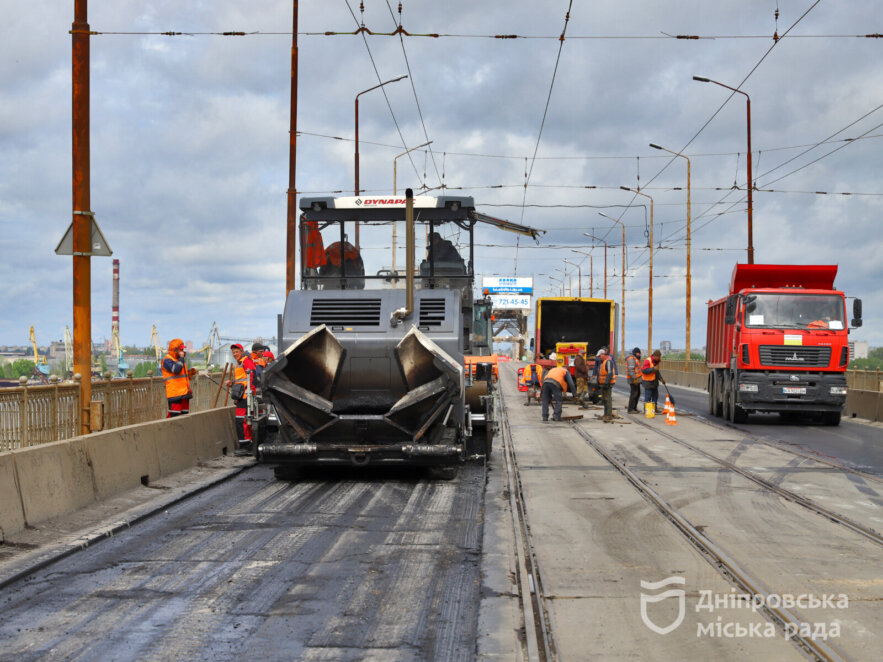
[0,372,232,453]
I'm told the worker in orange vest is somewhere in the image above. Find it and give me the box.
[162,338,197,418]
[250,344,267,393]
[641,350,665,413]
[541,365,576,422]
[226,343,257,449]
[593,348,618,422]
[625,347,643,413]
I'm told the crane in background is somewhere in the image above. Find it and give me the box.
[64,326,73,378]
[191,321,220,368]
[29,326,50,375]
[112,326,129,377]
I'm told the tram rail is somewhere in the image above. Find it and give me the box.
[568,423,852,662]
[626,414,883,547]
[498,386,558,661]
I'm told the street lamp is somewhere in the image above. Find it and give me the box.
[554,267,571,296]
[621,186,654,355]
[570,250,593,296]
[564,259,582,297]
[392,141,432,272]
[355,74,408,248]
[549,274,565,296]
[598,212,627,360]
[693,75,753,264]
[650,143,692,359]
[583,233,608,298]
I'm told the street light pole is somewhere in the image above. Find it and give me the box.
[583,233,608,298]
[693,76,753,264]
[354,74,407,248]
[570,250,593,297]
[621,186,654,355]
[564,259,581,297]
[598,212,627,360]
[650,143,692,359]
[392,141,432,273]
[549,275,564,296]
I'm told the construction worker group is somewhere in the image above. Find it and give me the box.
[534,346,671,424]
[162,339,275,452]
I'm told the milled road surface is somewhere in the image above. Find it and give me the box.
[0,464,485,662]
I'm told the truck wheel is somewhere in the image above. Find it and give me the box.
[823,411,841,426]
[727,381,747,423]
[722,377,731,421]
[708,375,717,416]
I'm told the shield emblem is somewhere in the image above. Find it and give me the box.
[640,576,686,635]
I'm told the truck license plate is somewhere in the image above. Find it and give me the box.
[782,387,806,395]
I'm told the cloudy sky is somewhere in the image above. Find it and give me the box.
[2,1,880,355]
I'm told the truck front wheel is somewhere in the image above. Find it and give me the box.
[708,374,720,417]
[823,411,841,426]
[726,378,747,424]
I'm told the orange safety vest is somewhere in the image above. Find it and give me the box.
[250,353,267,368]
[520,364,544,386]
[807,319,828,329]
[641,358,659,382]
[544,366,569,391]
[625,355,640,381]
[233,361,249,389]
[598,356,616,385]
[161,353,191,399]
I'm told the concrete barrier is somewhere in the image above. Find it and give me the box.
[0,452,25,539]
[1,407,237,541]
[844,389,882,422]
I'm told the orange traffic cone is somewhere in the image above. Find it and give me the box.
[666,401,678,426]
[663,396,672,415]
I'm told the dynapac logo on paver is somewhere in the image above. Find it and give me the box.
[358,198,408,205]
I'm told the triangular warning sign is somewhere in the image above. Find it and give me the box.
[55,215,113,256]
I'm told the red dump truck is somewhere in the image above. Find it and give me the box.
[706,264,862,425]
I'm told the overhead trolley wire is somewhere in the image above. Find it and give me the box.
[626,0,825,263]
[88,29,883,41]
[514,1,574,274]
[343,0,422,183]
[384,1,443,189]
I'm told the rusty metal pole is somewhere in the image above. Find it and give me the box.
[286,1,299,295]
[72,0,92,435]
[745,94,753,264]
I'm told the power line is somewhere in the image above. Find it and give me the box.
[516,1,574,273]
[296,129,883,162]
[384,1,443,188]
[88,29,883,41]
[343,0,422,182]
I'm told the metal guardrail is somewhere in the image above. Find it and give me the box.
[0,372,231,453]
[660,359,881,392]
